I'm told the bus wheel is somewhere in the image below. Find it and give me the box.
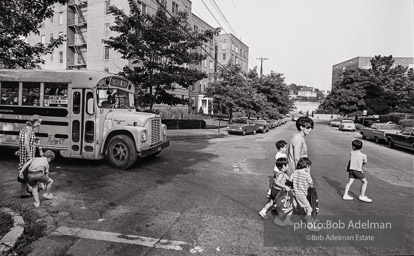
[106,135,137,169]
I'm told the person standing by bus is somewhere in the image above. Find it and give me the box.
[17,115,43,198]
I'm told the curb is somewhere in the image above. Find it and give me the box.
[0,208,25,255]
[168,133,227,140]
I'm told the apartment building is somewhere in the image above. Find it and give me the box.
[332,56,414,86]
[27,0,249,113]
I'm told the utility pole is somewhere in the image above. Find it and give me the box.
[256,57,268,79]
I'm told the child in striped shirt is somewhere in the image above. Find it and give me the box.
[292,157,319,231]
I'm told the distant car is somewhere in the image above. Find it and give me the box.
[330,119,341,127]
[359,123,403,143]
[227,119,258,136]
[253,120,270,133]
[265,119,277,129]
[385,127,414,150]
[339,120,356,131]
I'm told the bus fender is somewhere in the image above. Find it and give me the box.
[100,126,145,155]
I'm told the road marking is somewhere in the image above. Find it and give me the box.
[52,226,203,253]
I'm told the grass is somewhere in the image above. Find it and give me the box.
[0,201,47,256]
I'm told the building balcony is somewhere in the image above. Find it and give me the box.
[68,18,87,27]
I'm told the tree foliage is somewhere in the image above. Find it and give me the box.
[319,55,414,115]
[206,63,293,121]
[103,0,215,109]
[0,0,66,68]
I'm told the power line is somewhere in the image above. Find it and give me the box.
[210,0,237,36]
[199,0,257,68]
[230,0,264,58]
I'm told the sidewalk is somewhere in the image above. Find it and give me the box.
[167,118,229,140]
[167,128,228,140]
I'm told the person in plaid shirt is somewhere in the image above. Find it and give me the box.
[16,115,43,198]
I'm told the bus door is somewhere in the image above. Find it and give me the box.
[70,89,96,158]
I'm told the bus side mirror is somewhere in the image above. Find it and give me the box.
[86,98,95,115]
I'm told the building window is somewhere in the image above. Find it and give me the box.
[104,47,109,60]
[138,2,147,14]
[59,51,63,63]
[209,60,213,70]
[50,33,53,42]
[41,35,45,44]
[223,53,226,61]
[235,46,239,54]
[58,12,63,25]
[193,25,198,32]
[105,0,111,14]
[104,23,110,37]
[50,53,53,61]
[172,1,179,14]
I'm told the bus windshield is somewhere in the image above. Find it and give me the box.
[97,88,134,109]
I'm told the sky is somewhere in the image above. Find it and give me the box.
[191,0,414,90]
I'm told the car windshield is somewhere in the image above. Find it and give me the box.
[233,119,249,124]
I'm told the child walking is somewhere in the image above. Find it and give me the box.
[259,158,292,221]
[265,140,288,199]
[343,140,372,203]
[18,150,55,208]
[292,157,319,231]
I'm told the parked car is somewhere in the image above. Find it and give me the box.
[330,119,341,127]
[227,119,258,135]
[359,123,403,143]
[265,119,277,129]
[253,120,270,133]
[339,120,356,131]
[385,127,414,150]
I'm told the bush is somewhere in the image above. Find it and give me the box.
[162,119,206,129]
[0,210,13,238]
[399,119,414,128]
[379,113,407,124]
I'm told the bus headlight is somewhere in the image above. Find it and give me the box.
[141,129,147,142]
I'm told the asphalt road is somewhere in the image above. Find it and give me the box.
[0,121,413,256]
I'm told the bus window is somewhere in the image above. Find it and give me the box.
[72,120,80,142]
[22,82,41,106]
[85,120,94,143]
[73,92,81,114]
[44,83,68,107]
[1,82,19,105]
[97,88,131,109]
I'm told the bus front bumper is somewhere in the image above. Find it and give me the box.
[139,140,170,157]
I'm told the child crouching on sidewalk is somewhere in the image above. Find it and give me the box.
[259,158,291,220]
[18,150,55,208]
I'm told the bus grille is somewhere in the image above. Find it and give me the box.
[151,119,161,145]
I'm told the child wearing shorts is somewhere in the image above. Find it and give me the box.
[343,140,372,203]
[18,150,55,208]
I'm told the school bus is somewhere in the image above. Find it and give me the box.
[0,69,169,169]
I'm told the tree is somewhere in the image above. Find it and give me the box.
[255,71,293,118]
[103,1,215,110]
[0,0,66,68]
[318,55,414,115]
[205,62,252,121]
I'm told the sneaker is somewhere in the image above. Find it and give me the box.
[259,211,268,219]
[359,196,372,203]
[33,202,40,208]
[274,218,286,226]
[343,195,353,200]
[42,193,54,200]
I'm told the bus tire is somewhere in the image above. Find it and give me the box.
[106,135,137,169]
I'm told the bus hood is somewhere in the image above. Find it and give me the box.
[105,111,159,127]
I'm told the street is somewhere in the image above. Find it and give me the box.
[0,121,413,256]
